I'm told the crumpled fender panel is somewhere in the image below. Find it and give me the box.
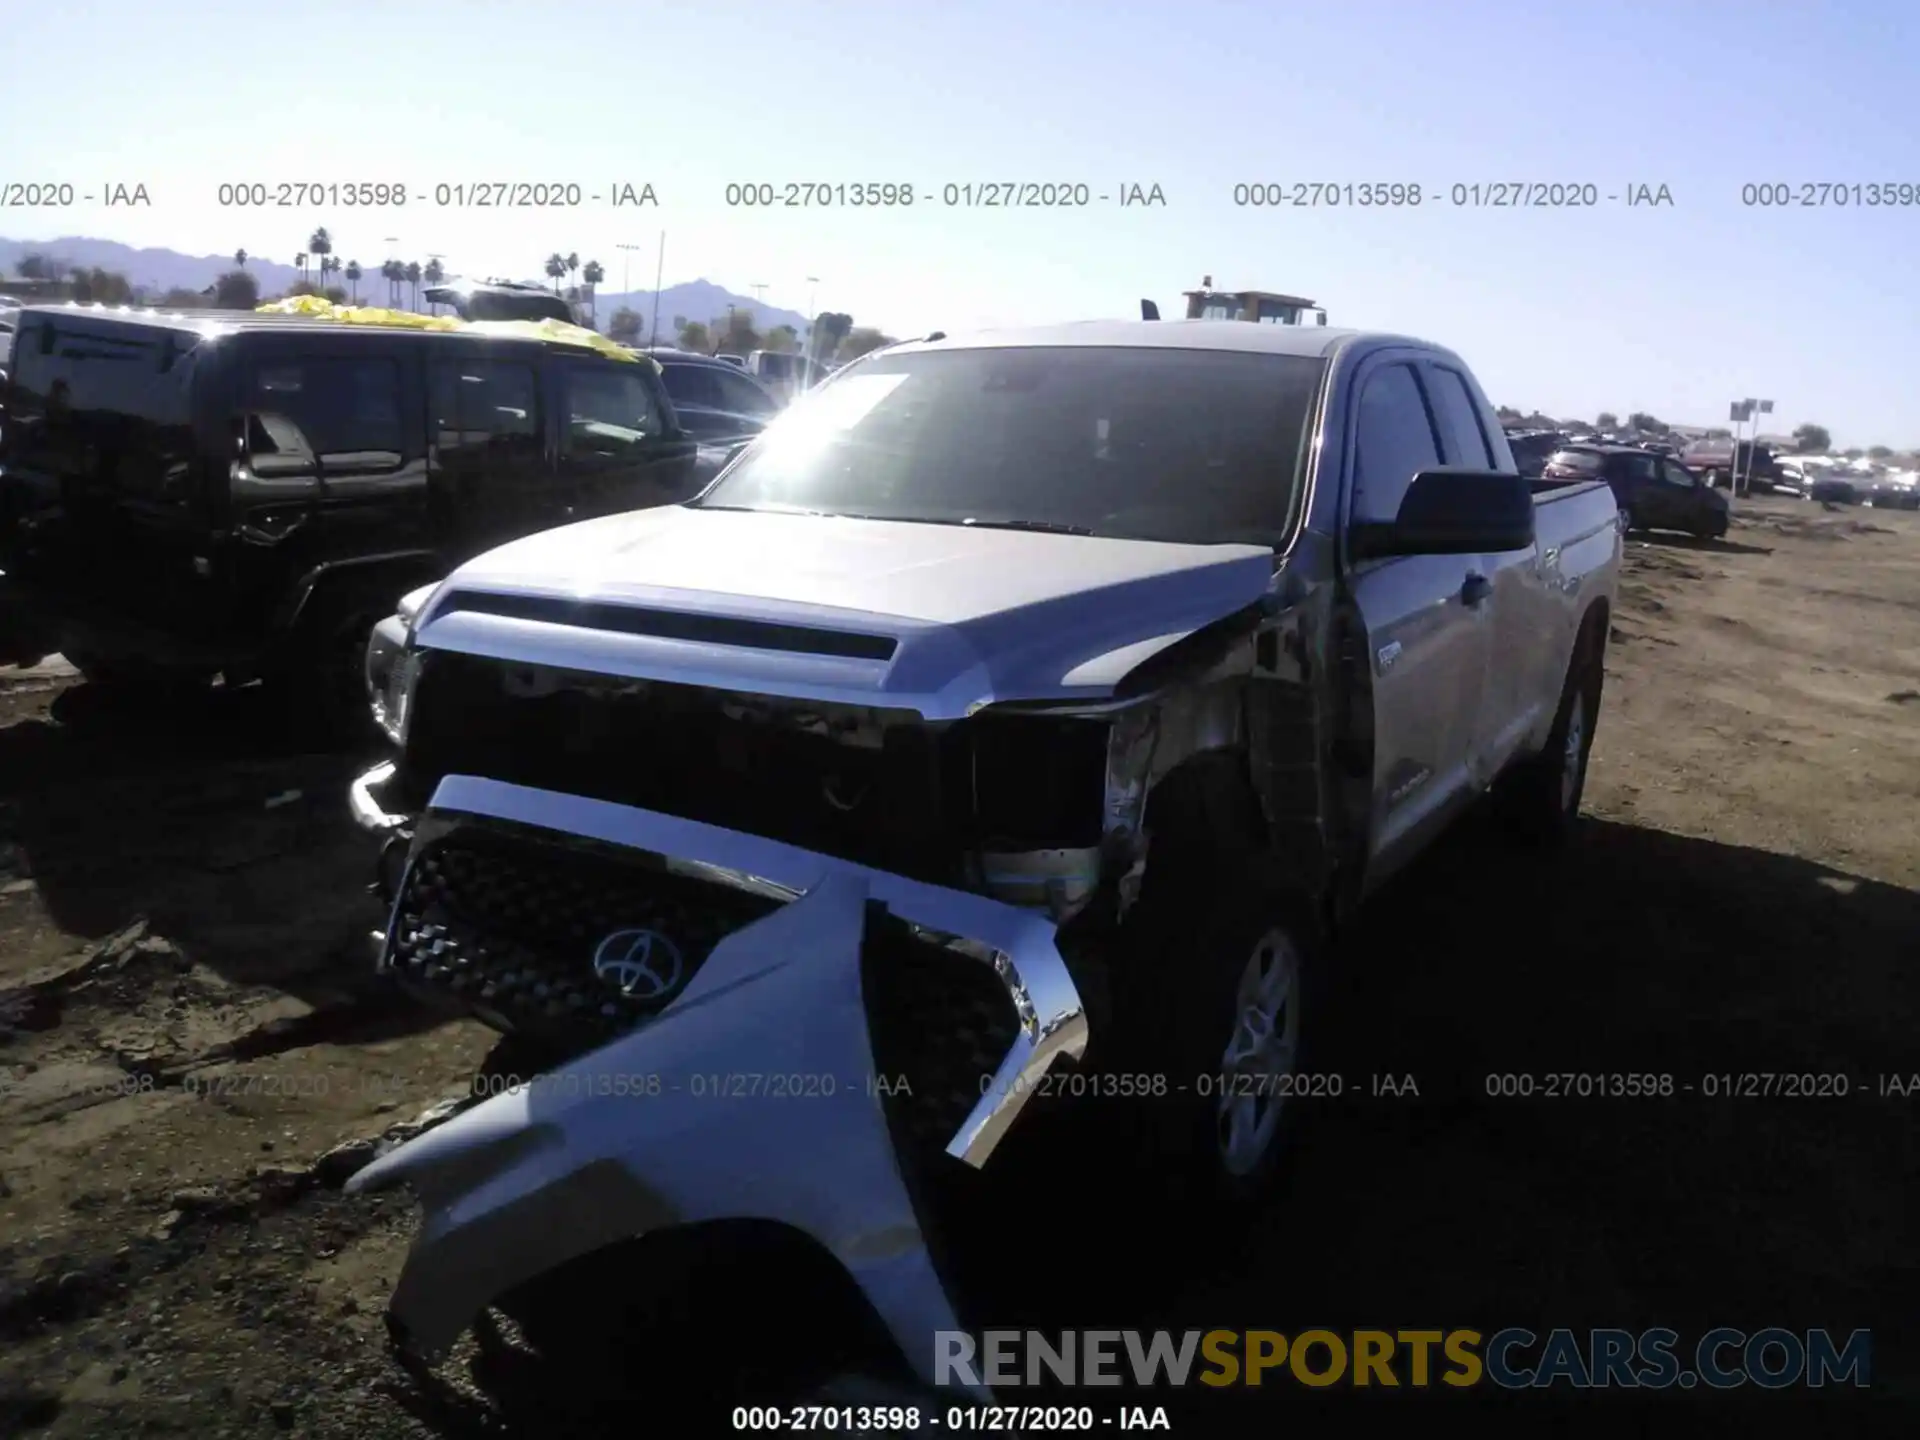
[350,777,1086,1397]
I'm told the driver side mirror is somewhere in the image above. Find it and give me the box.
[1349,469,1536,561]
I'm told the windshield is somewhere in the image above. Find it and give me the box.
[693,345,1326,545]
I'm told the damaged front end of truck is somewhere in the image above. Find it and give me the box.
[344,518,1344,1395]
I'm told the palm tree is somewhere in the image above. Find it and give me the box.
[234,248,248,270]
[566,252,580,293]
[308,228,333,289]
[581,259,604,329]
[545,253,567,294]
[345,260,361,302]
[381,259,404,306]
[294,251,308,285]
[405,261,422,310]
[422,258,445,314]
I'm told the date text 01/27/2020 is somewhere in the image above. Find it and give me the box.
[730,1403,1173,1432]
[1230,181,1674,208]
[722,182,1167,208]
[210,182,659,208]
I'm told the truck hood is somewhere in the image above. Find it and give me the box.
[416,505,1277,720]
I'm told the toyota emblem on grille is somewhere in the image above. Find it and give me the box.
[592,928,686,1000]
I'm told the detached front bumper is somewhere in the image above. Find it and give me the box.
[346,769,1088,1392]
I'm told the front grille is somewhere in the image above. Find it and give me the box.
[385,818,1024,1157]
[405,653,967,880]
[386,821,783,1052]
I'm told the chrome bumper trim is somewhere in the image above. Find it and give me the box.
[349,760,410,833]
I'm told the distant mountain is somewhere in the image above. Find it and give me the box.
[584,280,810,342]
[0,236,813,338]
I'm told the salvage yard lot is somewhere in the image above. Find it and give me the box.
[0,495,1915,1436]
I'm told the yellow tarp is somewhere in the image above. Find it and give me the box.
[254,294,648,365]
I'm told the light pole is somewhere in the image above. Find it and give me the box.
[1728,397,1774,495]
[616,242,643,298]
[804,275,821,386]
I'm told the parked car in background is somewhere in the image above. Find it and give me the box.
[1681,437,1783,496]
[1505,430,1569,478]
[644,347,782,482]
[1866,472,1919,510]
[1809,472,1861,505]
[422,277,576,325]
[0,303,697,725]
[747,349,835,400]
[1544,444,1729,540]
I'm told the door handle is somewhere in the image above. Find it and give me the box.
[1461,573,1493,606]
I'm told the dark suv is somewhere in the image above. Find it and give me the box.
[1544,444,1729,539]
[0,304,696,719]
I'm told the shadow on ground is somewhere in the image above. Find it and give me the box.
[0,679,426,1029]
[365,810,1916,1432]
[1637,530,1773,557]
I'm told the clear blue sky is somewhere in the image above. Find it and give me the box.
[4,0,1916,446]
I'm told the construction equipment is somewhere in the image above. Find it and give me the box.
[1140,276,1326,325]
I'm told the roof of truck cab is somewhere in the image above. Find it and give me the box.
[880,319,1388,359]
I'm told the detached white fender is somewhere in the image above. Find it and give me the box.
[348,777,1091,1401]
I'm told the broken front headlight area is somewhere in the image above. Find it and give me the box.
[364,585,438,746]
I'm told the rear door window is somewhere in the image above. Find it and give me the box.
[245,356,403,476]
[429,359,539,454]
[1424,365,1496,468]
[564,361,666,455]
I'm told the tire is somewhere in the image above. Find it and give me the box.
[263,605,380,746]
[1092,758,1327,1232]
[1498,616,1604,847]
[1111,863,1325,1216]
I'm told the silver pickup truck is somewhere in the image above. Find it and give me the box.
[344,320,1622,1393]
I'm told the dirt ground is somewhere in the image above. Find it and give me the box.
[0,494,1915,1436]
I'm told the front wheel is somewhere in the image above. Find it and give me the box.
[1105,856,1327,1221]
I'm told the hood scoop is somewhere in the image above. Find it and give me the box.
[434,590,899,662]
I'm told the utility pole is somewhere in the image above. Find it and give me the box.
[649,232,665,348]
[804,275,822,387]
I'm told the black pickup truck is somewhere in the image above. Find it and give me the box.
[0,304,699,725]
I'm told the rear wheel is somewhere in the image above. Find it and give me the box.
[1497,617,1605,847]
